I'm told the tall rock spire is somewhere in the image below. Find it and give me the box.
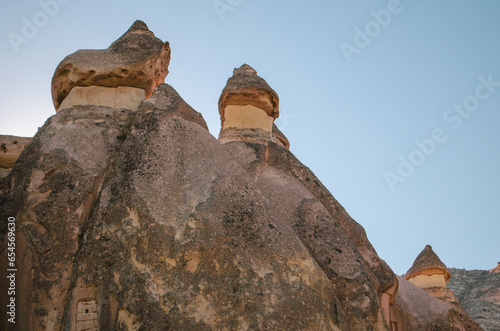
[405,245,451,284]
[404,245,464,306]
[218,64,289,148]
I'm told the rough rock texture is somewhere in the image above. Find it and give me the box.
[406,244,451,281]
[448,266,500,331]
[51,20,170,110]
[391,276,483,330]
[0,105,136,331]
[1,84,390,330]
[219,64,279,123]
[218,65,290,149]
[138,83,208,130]
[0,135,31,182]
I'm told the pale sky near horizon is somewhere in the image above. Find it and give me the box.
[1,0,499,275]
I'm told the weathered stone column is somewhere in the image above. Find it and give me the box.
[218,64,289,149]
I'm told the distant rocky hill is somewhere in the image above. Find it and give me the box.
[448,264,500,331]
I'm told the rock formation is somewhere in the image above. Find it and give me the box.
[394,244,482,330]
[218,64,289,149]
[448,264,500,331]
[51,20,170,111]
[405,244,459,304]
[390,276,483,330]
[0,135,31,182]
[0,20,484,330]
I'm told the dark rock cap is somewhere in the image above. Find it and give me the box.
[218,64,279,125]
[405,245,451,282]
[51,20,171,109]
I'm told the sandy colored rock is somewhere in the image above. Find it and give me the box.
[0,135,31,169]
[391,276,482,330]
[406,244,451,282]
[0,135,31,182]
[490,262,500,274]
[58,86,145,112]
[51,20,170,110]
[218,64,291,150]
[219,64,279,125]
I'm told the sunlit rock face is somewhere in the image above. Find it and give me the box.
[405,245,459,304]
[0,20,484,331]
[405,245,451,285]
[51,20,170,111]
[391,245,481,330]
[218,64,291,149]
[0,135,31,182]
[58,86,146,112]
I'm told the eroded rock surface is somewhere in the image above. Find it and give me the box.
[0,135,31,182]
[218,64,289,149]
[51,20,170,110]
[391,276,483,330]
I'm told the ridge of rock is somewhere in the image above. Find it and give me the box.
[448,266,500,331]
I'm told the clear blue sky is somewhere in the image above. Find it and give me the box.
[1,0,499,275]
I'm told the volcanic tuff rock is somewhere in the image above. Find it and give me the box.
[219,64,279,122]
[51,20,170,110]
[448,265,500,331]
[400,245,482,330]
[0,20,485,331]
[218,64,290,149]
[406,245,451,282]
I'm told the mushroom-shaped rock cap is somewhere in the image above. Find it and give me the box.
[405,245,451,282]
[218,64,279,125]
[51,20,170,109]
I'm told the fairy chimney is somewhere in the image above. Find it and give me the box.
[51,20,170,112]
[218,64,289,149]
[405,245,451,288]
[405,245,463,305]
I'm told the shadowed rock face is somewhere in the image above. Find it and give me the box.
[51,20,170,110]
[0,21,483,331]
[391,276,483,330]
